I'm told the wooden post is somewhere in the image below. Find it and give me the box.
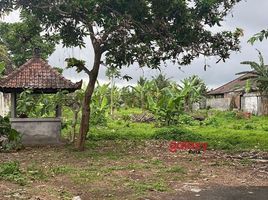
[56,105,62,118]
[11,93,17,118]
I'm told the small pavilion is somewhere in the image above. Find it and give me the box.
[0,50,82,145]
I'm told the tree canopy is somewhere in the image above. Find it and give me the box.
[1,0,242,68]
[0,11,56,66]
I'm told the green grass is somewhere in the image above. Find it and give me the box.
[166,166,186,174]
[0,161,27,185]
[84,109,268,151]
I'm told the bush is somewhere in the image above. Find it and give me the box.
[0,116,22,151]
[203,117,219,127]
[243,123,255,130]
[152,127,202,141]
[178,114,196,126]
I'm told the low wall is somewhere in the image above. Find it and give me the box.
[11,118,62,146]
[206,98,231,110]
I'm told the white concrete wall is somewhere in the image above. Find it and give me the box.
[206,98,231,110]
[11,118,62,145]
[242,96,258,115]
[0,92,10,116]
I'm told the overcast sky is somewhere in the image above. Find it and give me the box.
[2,0,268,89]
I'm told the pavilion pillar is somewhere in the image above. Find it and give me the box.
[11,93,17,118]
[55,105,62,118]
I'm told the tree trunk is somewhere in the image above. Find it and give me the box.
[75,49,101,151]
[71,110,79,143]
[110,77,114,117]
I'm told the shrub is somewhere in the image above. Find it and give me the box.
[152,127,202,141]
[203,117,219,127]
[262,126,268,131]
[243,123,255,130]
[178,114,196,126]
[0,116,22,151]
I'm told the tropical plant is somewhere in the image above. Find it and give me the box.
[238,50,268,94]
[105,67,121,116]
[152,74,171,90]
[90,82,109,126]
[148,84,184,125]
[248,29,268,44]
[17,90,62,118]
[180,75,207,112]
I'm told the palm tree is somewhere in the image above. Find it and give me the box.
[237,50,268,94]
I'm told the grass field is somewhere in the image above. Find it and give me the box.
[86,109,268,151]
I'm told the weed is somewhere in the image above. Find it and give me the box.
[27,163,47,180]
[51,165,74,175]
[240,158,253,166]
[166,166,186,174]
[129,180,168,193]
[243,124,255,130]
[152,127,202,141]
[0,161,27,185]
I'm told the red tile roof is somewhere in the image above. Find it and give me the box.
[207,72,257,95]
[0,57,82,93]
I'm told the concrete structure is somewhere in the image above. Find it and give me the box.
[207,73,268,115]
[11,118,61,145]
[0,50,82,145]
[206,98,231,111]
[0,92,10,116]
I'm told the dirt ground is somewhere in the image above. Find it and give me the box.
[0,140,268,200]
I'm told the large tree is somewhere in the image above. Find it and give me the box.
[0,11,56,66]
[1,0,242,150]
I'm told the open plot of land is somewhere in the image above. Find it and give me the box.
[0,140,267,200]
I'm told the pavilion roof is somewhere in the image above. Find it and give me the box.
[0,57,82,93]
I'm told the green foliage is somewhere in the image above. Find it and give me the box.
[239,50,268,94]
[0,116,22,151]
[0,162,26,185]
[248,29,268,44]
[90,82,110,126]
[203,117,219,127]
[65,58,87,74]
[178,114,196,126]
[17,90,70,118]
[27,163,47,180]
[152,127,202,141]
[2,0,242,67]
[148,86,184,125]
[0,61,5,76]
[0,11,56,66]
[180,75,207,112]
[147,76,206,125]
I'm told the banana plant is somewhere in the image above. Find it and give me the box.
[180,75,205,112]
[90,81,110,125]
[147,85,185,125]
